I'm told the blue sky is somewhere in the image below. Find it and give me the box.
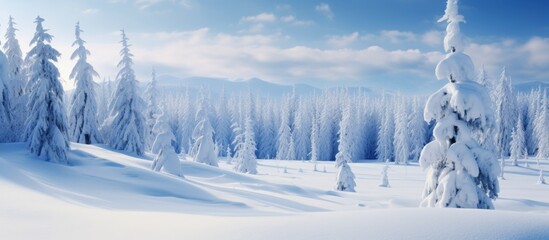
[0,0,548,93]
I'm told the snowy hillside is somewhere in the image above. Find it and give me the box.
[1,143,548,240]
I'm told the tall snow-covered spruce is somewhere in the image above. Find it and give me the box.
[191,91,218,166]
[419,0,500,209]
[4,16,25,140]
[233,113,258,174]
[0,29,11,142]
[334,99,356,192]
[104,30,146,155]
[68,22,102,144]
[151,105,182,177]
[145,68,160,150]
[24,16,69,162]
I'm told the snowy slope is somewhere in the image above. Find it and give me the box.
[1,143,549,239]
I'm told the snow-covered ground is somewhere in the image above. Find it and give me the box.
[1,142,548,239]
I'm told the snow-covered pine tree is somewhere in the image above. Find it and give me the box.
[538,170,546,185]
[534,90,549,159]
[294,98,312,160]
[4,16,25,140]
[409,97,427,161]
[526,89,541,155]
[145,67,160,150]
[151,106,182,177]
[257,100,276,159]
[192,91,218,166]
[233,112,258,174]
[493,68,516,158]
[393,97,410,165]
[379,165,390,187]
[376,97,394,162]
[276,97,293,160]
[104,30,146,155]
[214,87,231,156]
[334,99,356,192]
[177,88,195,154]
[24,16,69,162]
[68,22,102,144]
[419,0,500,209]
[510,115,526,166]
[310,109,320,162]
[0,32,10,142]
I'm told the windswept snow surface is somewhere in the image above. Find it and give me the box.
[1,143,548,239]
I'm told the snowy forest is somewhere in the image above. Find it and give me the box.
[0,15,546,166]
[1,0,549,239]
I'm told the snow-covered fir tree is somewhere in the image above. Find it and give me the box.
[294,98,312,160]
[534,90,549,159]
[419,0,500,209]
[276,97,293,160]
[257,100,276,159]
[393,97,410,165]
[151,106,182,177]
[0,33,11,142]
[192,91,218,167]
[310,110,320,162]
[409,97,427,161]
[104,30,146,155]
[24,16,69,162]
[177,88,195,154]
[145,68,160,150]
[526,88,541,155]
[233,112,258,174]
[538,170,546,185]
[68,22,102,144]
[334,99,356,192]
[4,16,25,140]
[493,68,516,158]
[214,87,232,156]
[379,165,390,187]
[376,98,394,162]
[509,115,526,166]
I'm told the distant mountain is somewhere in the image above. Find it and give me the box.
[156,75,319,97]
[514,81,549,93]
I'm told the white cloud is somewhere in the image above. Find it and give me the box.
[315,3,334,20]
[81,8,99,15]
[380,30,416,43]
[421,31,444,46]
[327,32,359,48]
[281,15,314,26]
[241,13,277,23]
[110,0,193,10]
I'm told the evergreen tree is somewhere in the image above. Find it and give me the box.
[4,16,25,140]
[534,91,549,159]
[509,115,526,166]
[151,107,182,177]
[104,30,146,155]
[214,87,231,156]
[310,110,320,162]
[192,91,218,166]
[24,16,69,162]
[0,36,10,142]
[393,97,410,165]
[233,113,257,174]
[419,0,499,209]
[276,97,293,160]
[145,67,160,150]
[334,99,356,192]
[493,68,516,157]
[376,98,394,162]
[68,22,102,144]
